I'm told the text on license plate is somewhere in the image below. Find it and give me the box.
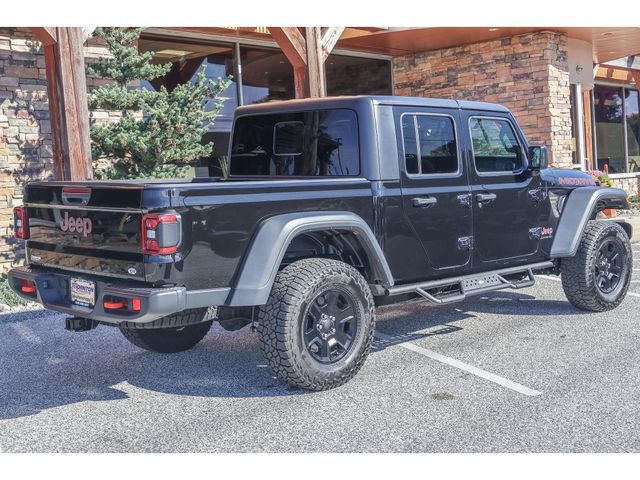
[70,278,95,307]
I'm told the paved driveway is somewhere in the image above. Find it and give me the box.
[1,245,640,453]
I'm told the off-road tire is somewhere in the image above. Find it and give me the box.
[561,220,632,312]
[257,258,376,391]
[119,308,212,353]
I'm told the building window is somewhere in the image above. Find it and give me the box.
[137,33,393,178]
[594,84,640,174]
[325,54,392,96]
[240,46,295,104]
[138,35,238,177]
[594,85,625,173]
[625,89,640,172]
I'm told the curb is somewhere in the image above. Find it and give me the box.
[616,214,640,243]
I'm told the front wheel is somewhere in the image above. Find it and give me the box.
[257,258,376,391]
[561,220,632,312]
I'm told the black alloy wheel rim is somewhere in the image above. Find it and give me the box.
[302,289,358,364]
[594,239,626,294]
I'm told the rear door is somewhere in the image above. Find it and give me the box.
[460,112,541,267]
[396,107,473,277]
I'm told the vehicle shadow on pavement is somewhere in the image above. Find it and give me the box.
[0,312,307,420]
[465,291,585,316]
[372,291,584,351]
[0,291,583,420]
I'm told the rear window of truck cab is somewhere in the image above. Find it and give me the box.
[229,109,360,176]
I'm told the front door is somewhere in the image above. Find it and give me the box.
[461,112,541,267]
[397,107,473,279]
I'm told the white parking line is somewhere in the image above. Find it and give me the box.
[374,331,543,397]
[537,275,640,298]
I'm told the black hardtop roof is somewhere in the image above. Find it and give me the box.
[235,95,510,116]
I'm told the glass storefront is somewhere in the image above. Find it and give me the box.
[240,47,295,104]
[594,84,640,174]
[137,33,392,177]
[625,88,640,172]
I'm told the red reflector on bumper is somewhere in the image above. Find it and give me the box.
[21,280,36,294]
[104,301,127,310]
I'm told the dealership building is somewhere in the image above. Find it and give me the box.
[1,26,640,269]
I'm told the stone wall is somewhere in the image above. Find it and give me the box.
[0,30,114,272]
[393,30,573,167]
[611,175,640,198]
[0,28,53,270]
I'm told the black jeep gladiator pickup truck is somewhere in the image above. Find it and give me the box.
[9,96,633,390]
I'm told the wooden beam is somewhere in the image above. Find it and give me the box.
[43,28,93,180]
[268,27,307,69]
[43,43,64,180]
[270,27,342,98]
[30,27,57,46]
[595,65,637,83]
[583,89,594,170]
[305,27,325,98]
[632,71,640,92]
[59,28,92,180]
[320,27,345,61]
[270,27,309,98]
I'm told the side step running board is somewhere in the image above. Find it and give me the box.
[386,261,554,305]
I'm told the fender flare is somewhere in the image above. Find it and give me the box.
[227,211,394,306]
[550,187,629,258]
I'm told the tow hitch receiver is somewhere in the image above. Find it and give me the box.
[65,317,99,332]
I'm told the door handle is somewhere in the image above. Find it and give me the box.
[475,193,496,203]
[412,196,438,208]
[475,193,496,208]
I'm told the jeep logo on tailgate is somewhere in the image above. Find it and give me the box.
[60,211,93,237]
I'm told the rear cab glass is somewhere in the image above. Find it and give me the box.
[230,109,360,176]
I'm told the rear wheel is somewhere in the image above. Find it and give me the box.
[119,308,212,353]
[561,221,632,312]
[257,258,376,391]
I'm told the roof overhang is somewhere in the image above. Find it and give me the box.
[158,26,640,64]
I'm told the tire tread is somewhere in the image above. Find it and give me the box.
[257,258,375,391]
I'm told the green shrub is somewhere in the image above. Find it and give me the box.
[0,276,31,308]
[87,27,232,180]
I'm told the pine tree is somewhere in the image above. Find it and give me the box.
[87,27,231,179]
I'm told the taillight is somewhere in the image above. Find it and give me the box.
[13,206,29,240]
[141,213,181,255]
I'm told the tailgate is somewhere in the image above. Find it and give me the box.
[24,184,145,280]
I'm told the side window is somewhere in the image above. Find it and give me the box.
[469,117,524,173]
[401,114,458,175]
[401,115,419,174]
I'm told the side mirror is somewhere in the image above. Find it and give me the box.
[528,145,549,170]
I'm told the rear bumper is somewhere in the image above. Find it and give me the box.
[8,266,230,325]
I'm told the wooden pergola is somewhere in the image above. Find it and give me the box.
[26,26,348,182]
[26,26,640,182]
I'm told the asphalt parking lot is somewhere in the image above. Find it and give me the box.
[1,244,640,453]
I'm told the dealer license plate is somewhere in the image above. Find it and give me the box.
[70,278,95,308]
